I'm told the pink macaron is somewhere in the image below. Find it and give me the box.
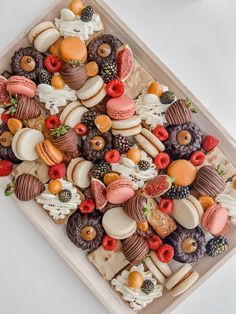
[107,96,135,120]
[7,76,36,98]
[106,178,135,204]
[201,204,228,235]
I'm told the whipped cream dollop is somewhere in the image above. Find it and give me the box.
[36,83,77,115]
[55,8,103,41]
[215,180,236,225]
[135,85,175,130]
[36,179,81,221]
[111,264,163,311]
[111,149,158,190]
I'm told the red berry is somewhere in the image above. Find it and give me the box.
[45,115,61,129]
[156,244,174,263]
[1,111,12,124]
[102,235,118,251]
[154,152,170,169]
[190,151,206,166]
[79,199,95,214]
[48,163,66,179]
[74,123,88,135]
[105,79,124,98]
[44,54,63,74]
[147,235,163,250]
[202,135,219,152]
[105,149,120,163]
[0,160,13,176]
[159,198,173,214]
[152,125,169,141]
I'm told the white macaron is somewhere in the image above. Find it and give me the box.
[60,101,88,127]
[111,115,142,137]
[67,157,93,189]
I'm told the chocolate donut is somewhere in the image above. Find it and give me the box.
[165,225,206,263]
[11,47,44,82]
[0,125,21,164]
[81,128,113,162]
[193,165,225,197]
[122,234,149,264]
[15,174,45,201]
[164,122,203,159]
[87,34,122,67]
[165,99,192,125]
[123,194,147,223]
[67,211,104,252]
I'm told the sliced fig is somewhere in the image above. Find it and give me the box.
[116,44,133,82]
[91,178,107,210]
[143,175,173,198]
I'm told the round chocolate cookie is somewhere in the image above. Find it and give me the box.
[81,128,113,162]
[0,125,21,164]
[164,122,203,159]
[11,47,44,82]
[67,211,104,252]
[87,34,122,67]
[165,225,206,263]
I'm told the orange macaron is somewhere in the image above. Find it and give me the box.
[36,139,63,166]
[60,37,87,63]
[167,159,196,186]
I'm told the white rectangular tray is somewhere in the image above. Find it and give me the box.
[0,1,236,313]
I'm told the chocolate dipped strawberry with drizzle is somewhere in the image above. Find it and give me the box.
[50,124,78,152]
[60,60,88,90]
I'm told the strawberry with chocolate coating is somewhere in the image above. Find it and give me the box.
[50,125,78,152]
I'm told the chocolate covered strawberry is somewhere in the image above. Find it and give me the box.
[6,95,41,120]
[50,125,78,152]
[60,61,88,90]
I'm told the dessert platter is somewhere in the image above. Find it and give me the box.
[0,0,236,313]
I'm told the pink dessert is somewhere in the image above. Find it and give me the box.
[106,178,135,204]
[107,96,135,120]
[6,75,36,98]
[201,204,228,235]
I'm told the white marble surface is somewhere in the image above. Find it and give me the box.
[0,0,236,314]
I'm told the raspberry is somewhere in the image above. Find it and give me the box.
[79,199,95,214]
[152,125,169,141]
[159,198,173,214]
[45,115,61,129]
[0,160,13,176]
[147,235,163,250]
[156,244,174,263]
[48,163,66,179]
[44,54,63,74]
[202,135,219,152]
[154,152,170,169]
[74,123,88,136]
[105,79,124,98]
[190,151,205,166]
[102,235,117,251]
[105,149,120,163]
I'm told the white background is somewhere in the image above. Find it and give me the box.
[0,1,236,313]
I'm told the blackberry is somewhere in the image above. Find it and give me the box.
[166,185,190,199]
[206,236,228,257]
[101,60,117,83]
[160,91,175,105]
[82,111,101,128]
[37,68,52,85]
[113,134,131,154]
[90,160,111,180]
[81,5,93,22]
[58,189,72,203]
[138,160,150,171]
[141,279,155,295]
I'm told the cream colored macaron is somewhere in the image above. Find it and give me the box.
[81,86,107,108]
[67,157,93,189]
[76,75,104,100]
[102,207,137,240]
[149,251,172,278]
[135,128,165,158]
[28,21,60,53]
[165,264,199,297]
[12,128,44,161]
[111,115,142,137]
[60,101,88,127]
[171,195,203,229]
